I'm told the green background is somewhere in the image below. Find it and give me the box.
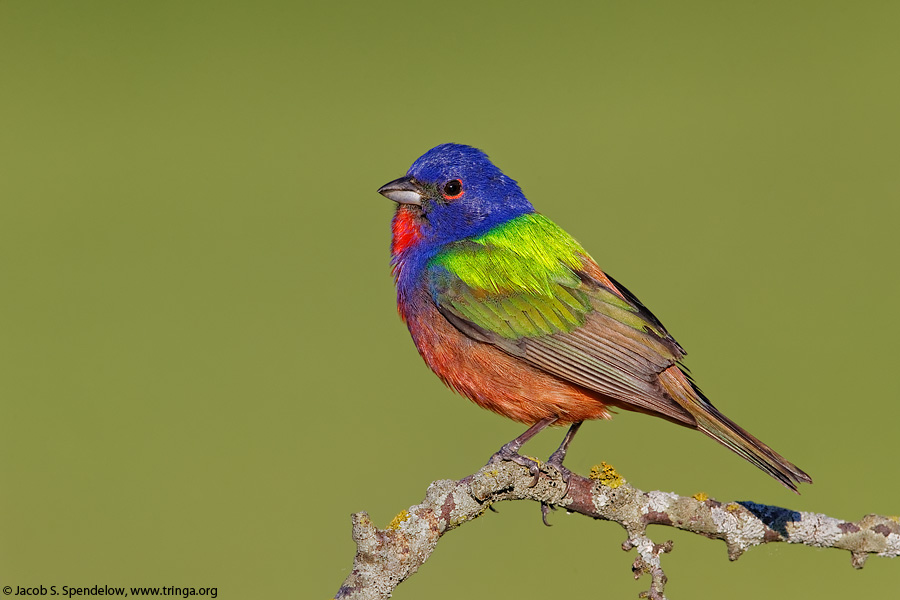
[2,1,898,598]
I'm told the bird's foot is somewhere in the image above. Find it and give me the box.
[487,445,542,487]
[487,417,557,486]
[543,420,581,494]
[540,502,556,527]
[538,422,584,526]
[535,445,576,527]
[485,418,580,527]
[545,445,574,491]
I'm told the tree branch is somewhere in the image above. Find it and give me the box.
[334,461,899,600]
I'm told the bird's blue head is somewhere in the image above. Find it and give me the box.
[378,144,534,256]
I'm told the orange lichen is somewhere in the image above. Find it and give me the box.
[387,510,410,530]
[589,461,625,488]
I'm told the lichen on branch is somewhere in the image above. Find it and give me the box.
[334,461,899,600]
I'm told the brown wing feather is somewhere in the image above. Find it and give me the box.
[521,309,696,426]
[435,253,698,425]
[433,254,811,491]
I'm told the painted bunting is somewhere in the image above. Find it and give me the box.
[377,143,810,493]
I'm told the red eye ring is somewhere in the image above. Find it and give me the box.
[442,179,464,200]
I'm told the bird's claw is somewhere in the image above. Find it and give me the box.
[488,447,542,487]
[487,419,580,526]
[488,447,576,526]
[545,450,574,495]
[539,457,573,526]
[541,502,555,527]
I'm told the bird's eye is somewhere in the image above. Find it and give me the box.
[442,179,464,200]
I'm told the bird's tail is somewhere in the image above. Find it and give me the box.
[658,366,812,493]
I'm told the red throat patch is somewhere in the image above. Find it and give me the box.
[391,207,423,256]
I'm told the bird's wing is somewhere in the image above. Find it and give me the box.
[427,213,695,425]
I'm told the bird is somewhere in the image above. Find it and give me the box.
[377,143,811,496]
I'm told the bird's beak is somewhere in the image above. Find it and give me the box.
[377,176,422,206]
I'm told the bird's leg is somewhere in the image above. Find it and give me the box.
[488,416,557,486]
[540,421,583,526]
[546,421,583,485]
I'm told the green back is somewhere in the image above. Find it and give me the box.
[427,213,675,344]
[427,214,593,339]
